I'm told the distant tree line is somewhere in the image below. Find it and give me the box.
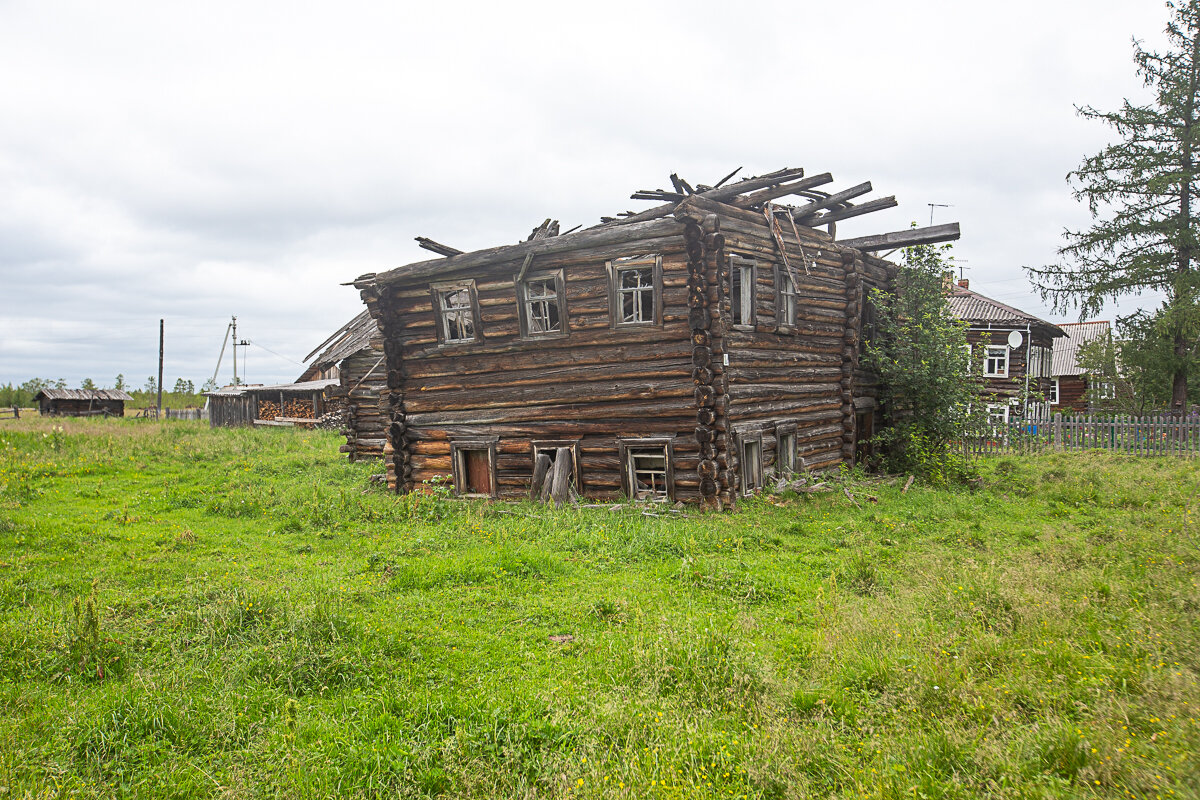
[0,375,218,409]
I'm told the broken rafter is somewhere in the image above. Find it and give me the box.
[838,222,961,252]
[517,219,558,281]
[791,181,874,222]
[806,196,898,227]
[712,166,742,189]
[731,173,834,208]
[631,190,685,202]
[669,173,695,196]
[700,167,806,202]
[415,237,464,257]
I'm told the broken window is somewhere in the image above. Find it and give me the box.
[741,435,762,495]
[618,438,673,501]
[730,256,755,328]
[609,256,660,326]
[450,439,497,496]
[777,265,798,328]
[776,425,797,477]
[517,270,566,338]
[432,281,480,344]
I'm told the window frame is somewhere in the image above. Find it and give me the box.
[775,264,798,331]
[430,280,483,346]
[775,422,797,478]
[1048,378,1060,405]
[515,269,568,340]
[617,437,675,502]
[607,255,663,328]
[983,345,1009,378]
[729,254,757,330]
[530,439,583,493]
[450,437,499,498]
[737,429,764,496]
[985,403,1010,428]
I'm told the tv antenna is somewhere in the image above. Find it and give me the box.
[928,203,953,226]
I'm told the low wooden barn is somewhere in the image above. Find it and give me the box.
[352,167,960,507]
[300,310,387,460]
[947,280,1067,421]
[205,379,338,428]
[34,388,133,417]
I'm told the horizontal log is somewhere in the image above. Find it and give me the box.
[790,182,874,222]
[731,173,834,208]
[806,196,898,227]
[837,223,962,252]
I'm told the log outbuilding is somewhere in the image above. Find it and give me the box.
[352,167,960,507]
[34,388,133,417]
[300,310,386,460]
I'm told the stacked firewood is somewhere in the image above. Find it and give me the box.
[257,399,316,419]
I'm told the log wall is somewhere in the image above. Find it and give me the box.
[334,341,387,461]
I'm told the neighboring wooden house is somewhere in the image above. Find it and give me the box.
[351,166,961,507]
[34,388,133,417]
[947,280,1067,422]
[1050,321,1112,412]
[205,379,338,428]
[300,310,387,460]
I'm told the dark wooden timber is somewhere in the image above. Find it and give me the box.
[837,223,962,252]
[415,237,464,257]
[790,181,873,221]
[806,196,898,227]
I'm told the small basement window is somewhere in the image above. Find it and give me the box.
[517,270,567,338]
[738,430,764,495]
[530,440,581,493]
[432,281,480,345]
[730,255,755,328]
[609,255,661,327]
[618,438,674,502]
[776,424,797,477]
[451,439,497,497]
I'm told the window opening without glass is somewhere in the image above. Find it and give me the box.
[778,267,797,327]
[436,284,476,343]
[628,447,668,500]
[731,257,755,327]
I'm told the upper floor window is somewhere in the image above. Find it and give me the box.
[608,255,661,327]
[1048,378,1060,405]
[431,281,481,345]
[730,255,756,328]
[516,270,567,338]
[776,265,798,328]
[984,345,1009,377]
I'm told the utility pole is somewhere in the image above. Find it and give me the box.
[157,319,164,419]
[232,316,238,385]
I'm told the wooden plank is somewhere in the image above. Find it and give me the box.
[805,196,898,227]
[837,223,962,252]
[789,181,873,221]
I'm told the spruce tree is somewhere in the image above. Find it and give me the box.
[1028,0,1200,411]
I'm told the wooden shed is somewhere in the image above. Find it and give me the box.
[204,379,338,428]
[300,311,386,460]
[34,388,133,417]
[353,167,961,508]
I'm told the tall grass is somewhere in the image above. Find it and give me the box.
[0,417,1197,798]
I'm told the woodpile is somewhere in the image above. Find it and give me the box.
[258,399,315,420]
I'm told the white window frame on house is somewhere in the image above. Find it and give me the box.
[984,345,1009,377]
[775,265,798,330]
[730,255,756,329]
[431,280,481,345]
[1048,378,1060,405]
[608,255,662,328]
[618,438,674,502]
[1096,380,1116,400]
[515,269,567,339]
[986,403,1010,428]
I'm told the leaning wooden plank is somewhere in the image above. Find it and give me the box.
[531,453,552,500]
[790,181,873,221]
[415,237,464,257]
[700,167,807,202]
[549,447,573,507]
[838,223,962,252]
[805,196,898,227]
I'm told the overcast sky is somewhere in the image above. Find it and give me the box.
[0,0,1172,390]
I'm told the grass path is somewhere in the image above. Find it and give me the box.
[0,417,1197,798]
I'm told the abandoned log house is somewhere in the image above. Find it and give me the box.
[352,167,961,507]
[300,310,386,460]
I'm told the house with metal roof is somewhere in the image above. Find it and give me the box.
[947,280,1067,421]
[1050,321,1112,412]
[33,388,134,417]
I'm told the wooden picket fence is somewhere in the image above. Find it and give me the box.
[966,413,1200,457]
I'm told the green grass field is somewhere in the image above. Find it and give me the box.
[0,418,1197,799]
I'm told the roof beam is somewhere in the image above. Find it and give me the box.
[838,222,961,252]
[731,173,834,208]
[415,237,463,257]
[790,181,874,222]
[700,167,806,202]
[805,195,898,227]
